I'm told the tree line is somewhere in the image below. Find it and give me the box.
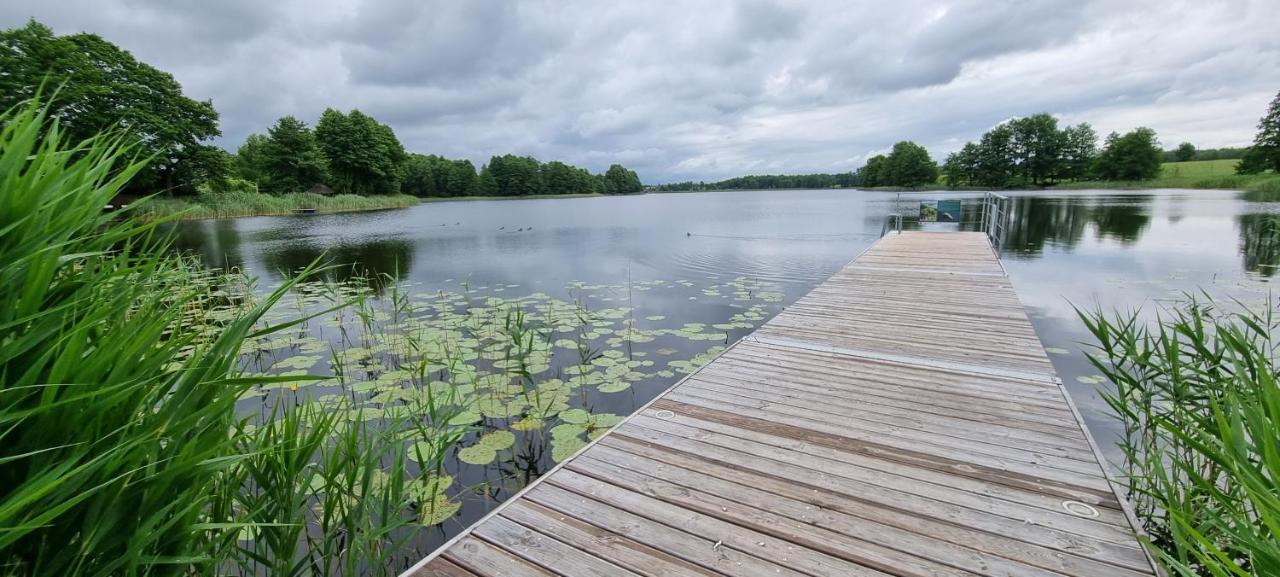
[654,172,857,192]
[235,112,645,197]
[0,20,644,198]
[655,91,1280,191]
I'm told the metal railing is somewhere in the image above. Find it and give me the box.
[979,192,1010,248]
[880,213,903,237]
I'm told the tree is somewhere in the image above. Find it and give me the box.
[1174,142,1197,162]
[883,141,939,187]
[235,134,270,186]
[488,154,544,196]
[1094,127,1162,181]
[975,124,1016,187]
[1008,114,1063,185]
[1059,123,1098,181]
[942,143,980,186]
[0,20,221,195]
[602,164,643,194]
[1237,90,1280,174]
[259,116,327,193]
[401,154,478,197]
[859,155,888,187]
[314,109,405,195]
[475,164,498,196]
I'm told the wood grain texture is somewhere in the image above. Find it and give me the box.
[406,231,1158,577]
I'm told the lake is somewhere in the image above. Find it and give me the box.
[172,187,1278,565]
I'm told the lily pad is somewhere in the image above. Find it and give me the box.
[478,430,515,451]
[457,444,496,465]
[598,381,632,393]
[559,408,591,424]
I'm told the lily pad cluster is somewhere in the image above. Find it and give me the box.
[230,275,788,526]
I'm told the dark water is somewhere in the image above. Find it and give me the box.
[173,188,1278,559]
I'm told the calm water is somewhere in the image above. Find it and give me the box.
[173,188,1278,561]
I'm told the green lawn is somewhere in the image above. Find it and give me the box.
[1059,158,1280,195]
[1158,158,1239,178]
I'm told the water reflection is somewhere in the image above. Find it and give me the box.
[1002,195,1151,255]
[170,219,246,271]
[1237,213,1280,277]
[260,239,415,289]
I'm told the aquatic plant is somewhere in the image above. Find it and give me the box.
[1080,296,1279,576]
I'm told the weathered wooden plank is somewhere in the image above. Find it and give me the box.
[499,500,721,577]
[681,376,1098,458]
[605,427,1152,573]
[442,537,556,577]
[529,479,851,577]
[473,515,644,577]
[619,413,1139,542]
[405,557,479,577]
[565,454,981,577]
[647,399,1120,505]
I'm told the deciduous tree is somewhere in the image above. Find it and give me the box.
[314,109,405,195]
[1094,127,1162,181]
[1237,90,1280,174]
[260,116,328,193]
[0,20,222,194]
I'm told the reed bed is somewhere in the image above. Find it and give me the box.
[0,101,452,575]
[1081,297,1280,577]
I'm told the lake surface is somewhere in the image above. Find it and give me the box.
[173,188,1278,564]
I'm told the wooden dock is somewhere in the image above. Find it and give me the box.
[406,231,1159,577]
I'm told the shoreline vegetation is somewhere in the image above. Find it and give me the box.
[141,159,1280,222]
[138,191,421,220]
[1081,298,1279,575]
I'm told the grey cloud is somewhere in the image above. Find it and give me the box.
[1,0,1276,182]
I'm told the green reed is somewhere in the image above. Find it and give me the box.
[0,98,467,576]
[1080,296,1279,576]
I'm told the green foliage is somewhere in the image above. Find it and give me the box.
[488,154,545,196]
[859,154,889,187]
[1162,146,1249,163]
[654,172,857,191]
[0,20,222,195]
[883,141,939,187]
[235,133,271,186]
[1060,159,1280,195]
[541,160,601,195]
[1080,297,1280,576]
[258,116,329,194]
[401,153,477,197]
[1095,127,1163,181]
[944,115,1096,187]
[602,163,643,194]
[0,100,273,574]
[422,154,621,198]
[1008,113,1063,185]
[1174,142,1197,162]
[140,191,419,220]
[1239,90,1280,174]
[315,108,405,195]
[856,142,938,188]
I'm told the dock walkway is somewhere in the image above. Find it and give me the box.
[407,231,1159,577]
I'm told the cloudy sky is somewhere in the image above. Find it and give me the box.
[3,0,1277,182]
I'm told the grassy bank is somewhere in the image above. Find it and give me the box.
[139,190,419,220]
[1057,159,1280,195]
[848,159,1280,194]
[1081,298,1279,576]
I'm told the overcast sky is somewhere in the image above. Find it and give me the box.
[3,0,1277,183]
